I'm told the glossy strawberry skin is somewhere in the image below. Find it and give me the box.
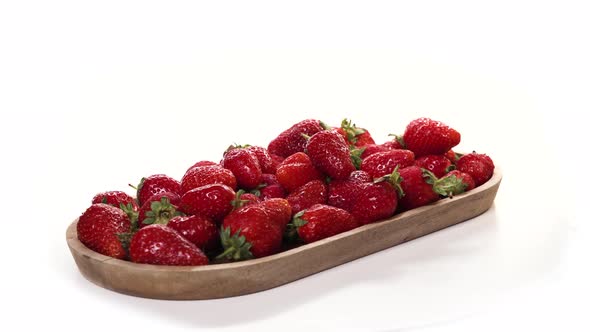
[268,119,324,158]
[398,166,440,210]
[444,170,476,191]
[258,198,292,231]
[167,215,220,252]
[403,118,461,157]
[360,144,390,159]
[306,129,356,180]
[129,224,208,266]
[286,180,328,215]
[247,146,277,174]
[456,153,495,187]
[350,181,398,225]
[180,165,237,194]
[327,170,372,211]
[257,174,286,200]
[221,148,262,190]
[414,155,453,178]
[275,152,323,192]
[361,149,415,178]
[222,207,283,258]
[77,203,131,259]
[92,191,138,211]
[138,191,181,227]
[180,184,235,223]
[296,204,359,244]
[136,174,181,206]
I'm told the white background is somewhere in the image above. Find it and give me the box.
[1,1,588,331]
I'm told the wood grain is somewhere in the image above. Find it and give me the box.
[66,170,501,300]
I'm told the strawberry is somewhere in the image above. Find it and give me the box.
[396,166,467,210]
[275,152,323,192]
[403,117,461,157]
[292,204,359,244]
[167,215,220,253]
[231,189,261,210]
[254,173,287,200]
[414,154,453,178]
[286,180,328,215]
[360,149,415,178]
[180,184,235,223]
[336,118,375,147]
[180,165,237,194]
[327,170,372,211]
[258,198,292,231]
[218,206,283,260]
[350,181,399,225]
[445,150,459,163]
[456,153,495,187]
[187,160,218,171]
[268,119,325,157]
[129,224,209,266]
[77,203,131,259]
[444,170,475,192]
[138,192,182,227]
[383,134,405,150]
[306,129,356,180]
[360,144,389,159]
[221,146,262,190]
[134,174,181,206]
[247,145,277,174]
[92,191,138,211]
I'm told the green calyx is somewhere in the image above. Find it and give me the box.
[375,165,405,198]
[421,168,467,198]
[387,133,406,148]
[119,203,139,231]
[142,197,183,226]
[284,210,307,243]
[350,146,366,170]
[216,227,254,261]
[319,120,331,130]
[340,118,365,144]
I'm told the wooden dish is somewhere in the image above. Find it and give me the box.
[67,170,501,300]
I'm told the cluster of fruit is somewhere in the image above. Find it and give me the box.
[76,117,495,266]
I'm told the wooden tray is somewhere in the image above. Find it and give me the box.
[67,170,501,300]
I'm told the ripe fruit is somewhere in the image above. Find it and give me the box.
[77,203,131,259]
[286,180,328,215]
[336,118,375,147]
[268,119,325,157]
[361,149,415,178]
[327,170,372,211]
[138,192,182,227]
[275,152,323,192]
[258,198,292,231]
[397,166,467,210]
[180,165,237,194]
[403,118,461,157]
[231,189,261,210]
[444,170,476,192]
[180,184,235,223]
[135,174,181,206]
[92,191,138,211]
[129,224,209,266]
[350,181,398,225]
[167,215,220,252]
[247,145,277,174]
[221,146,262,190]
[306,129,356,180]
[293,204,359,243]
[414,154,453,178]
[456,153,495,187]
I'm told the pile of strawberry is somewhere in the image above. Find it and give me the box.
[77,117,495,266]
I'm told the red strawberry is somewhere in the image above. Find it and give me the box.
[138,192,182,227]
[270,153,285,170]
[336,118,375,147]
[180,165,237,194]
[360,144,390,159]
[134,174,181,206]
[261,173,280,185]
[275,152,323,192]
[403,118,461,157]
[456,153,495,187]
[77,203,131,259]
[167,215,220,252]
[397,166,467,210]
[247,145,277,174]
[292,204,359,244]
[129,224,209,266]
[219,206,283,260]
[180,184,235,223]
[361,149,415,178]
[445,150,458,163]
[187,160,218,171]
[306,129,356,180]
[414,154,453,178]
[383,135,405,150]
[258,198,292,231]
[92,191,138,211]
[231,189,261,210]
[267,119,325,158]
[444,170,475,192]
[350,181,398,225]
[255,173,287,200]
[221,146,262,190]
[286,180,328,215]
[327,170,372,210]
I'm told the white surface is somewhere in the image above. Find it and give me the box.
[1,1,588,331]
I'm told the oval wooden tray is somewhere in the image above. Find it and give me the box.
[67,170,501,300]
